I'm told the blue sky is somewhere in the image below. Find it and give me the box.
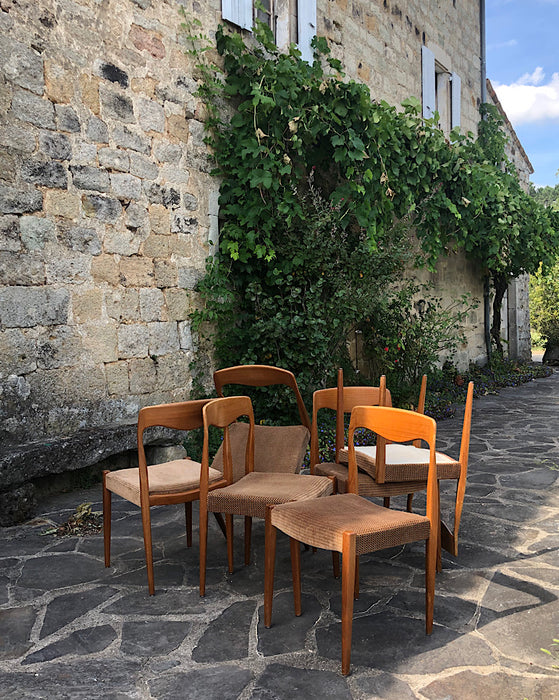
[486,0,559,187]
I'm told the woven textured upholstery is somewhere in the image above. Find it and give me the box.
[105,460,223,507]
[338,444,460,482]
[314,462,428,497]
[207,471,333,518]
[271,493,430,556]
[211,422,310,482]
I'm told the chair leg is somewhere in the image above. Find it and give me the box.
[290,537,302,617]
[199,502,208,596]
[436,485,442,573]
[102,471,111,568]
[244,516,252,566]
[332,551,340,579]
[341,533,357,676]
[406,493,414,512]
[226,514,234,574]
[140,502,155,596]
[213,512,227,539]
[383,497,391,508]
[264,506,277,628]
[425,532,437,635]
[185,502,192,548]
[354,555,359,600]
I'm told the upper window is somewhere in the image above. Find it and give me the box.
[222,0,316,63]
[422,45,461,134]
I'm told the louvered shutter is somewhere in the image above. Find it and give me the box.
[451,72,461,129]
[298,0,316,63]
[222,0,253,31]
[422,46,436,119]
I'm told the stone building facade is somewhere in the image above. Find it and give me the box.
[0,0,532,521]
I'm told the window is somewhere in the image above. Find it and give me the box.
[222,0,316,63]
[421,45,461,133]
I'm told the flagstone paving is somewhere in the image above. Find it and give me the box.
[1,372,558,699]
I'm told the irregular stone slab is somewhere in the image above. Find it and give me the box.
[410,569,489,601]
[0,660,141,698]
[192,600,255,662]
[257,592,321,656]
[149,666,252,700]
[0,606,36,659]
[354,672,417,699]
[121,620,190,657]
[479,571,555,618]
[251,664,351,699]
[506,565,559,586]
[18,553,110,589]
[40,587,117,639]
[23,624,116,664]
[500,469,558,490]
[105,589,209,616]
[0,575,9,604]
[316,611,495,673]
[420,669,559,700]
[110,562,185,589]
[329,589,392,618]
[388,590,478,631]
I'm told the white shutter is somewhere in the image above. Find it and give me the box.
[298,0,316,63]
[222,0,253,31]
[451,72,461,129]
[421,46,436,119]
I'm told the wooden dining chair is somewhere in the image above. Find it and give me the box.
[199,395,334,596]
[328,378,474,558]
[210,365,313,564]
[264,405,439,676]
[103,398,228,595]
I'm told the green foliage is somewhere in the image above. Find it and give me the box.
[530,181,559,211]
[530,261,559,347]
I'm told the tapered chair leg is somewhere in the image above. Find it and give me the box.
[290,537,302,616]
[244,516,252,566]
[140,501,155,596]
[436,487,442,573]
[102,471,111,568]
[226,514,234,574]
[185,502,192,548]
[425,531,437,634]
[341,533,357,676]
[264,507,277,628]
[332,551,340,579]
[213,512,227,538]
[406,493,414,512]
[199,502,208,596]
[354,556,359,600]
[383,497,391,508]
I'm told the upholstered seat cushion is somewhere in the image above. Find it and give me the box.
[271,493,430,555]
[338,444,460,482]
[207,472,333,518]
[314,462,428,497]
[211,422,310,481]
[105,460,223,507]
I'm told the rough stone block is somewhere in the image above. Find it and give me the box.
[131,75,156,97]
[70,165,110,192]
[39,132,72,161]
[91,254,119,285]
[154,259,178,288]
[99,62,129,89]
[36,325,84,369]
[72,142,97,164]
[164,288,190,320]
[79,73,100,115]
[71,289,104,322]
[148,321,179,356]
[178,265,202,290]
[0,185,42,214]
[82,194,122,223]
[139,287,166,322]
[57,224,102,255]
[100,85,135,124]
[128,356,158,394]
[171,213,198,234]
[44,190,80,219]
[110,173,142,201]
[105,360,129,395]
[178,321,193,351]
[183,192,199,210]
[21,158,68,188]
[54,104,80,133]
[0,251,45,285]
[125,203,149,230]
[159,164,189,185]
[112,125,150,154]
[0,328,37,374]
[86,117,109,143]
[107,288,140,323]
[129,24,166,59]
[118,324,149,359]
[80,322,118,363]
[153,140,182,164]
[103,226,146,256]
[1,39,44,95]
[129,152,158,180]
[0,287,70,328]
[166,114,189,142]
[149,204,170,235]
[0,216,21,252]
[45,249,91,284]
[137,97,165,133]
[20,216,56,251]
[0,125,36,153]
[144,183,180,209]
[98,147,130,172]
[44,59,74,104]
[151,352,186,391]
[119,256,154,287]
[142,234,170,258]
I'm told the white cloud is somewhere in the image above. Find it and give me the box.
[494,68,559,124]
[488,39,518,51]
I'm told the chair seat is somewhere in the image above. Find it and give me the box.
[338,444,460,482]
[106,460,223,507]
[271,493,431,556]
[314,462,428,497]
[207,472,333,518]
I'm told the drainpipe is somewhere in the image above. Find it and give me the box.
[480,0,492,365]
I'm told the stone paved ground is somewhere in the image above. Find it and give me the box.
[1,373,558,699]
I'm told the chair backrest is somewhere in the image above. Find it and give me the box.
[459,381,474,468]
[347,406,438,523]
[214,364,311,431]
[202,396,255,487]
[309,370,391,472]
[137,399,213,471]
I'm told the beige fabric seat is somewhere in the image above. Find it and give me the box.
[264,405,439,676]
[315,461,427,497]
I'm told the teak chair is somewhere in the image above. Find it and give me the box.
[103,399,227,595]
[264,405,439,676]
[199,395,334,596]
